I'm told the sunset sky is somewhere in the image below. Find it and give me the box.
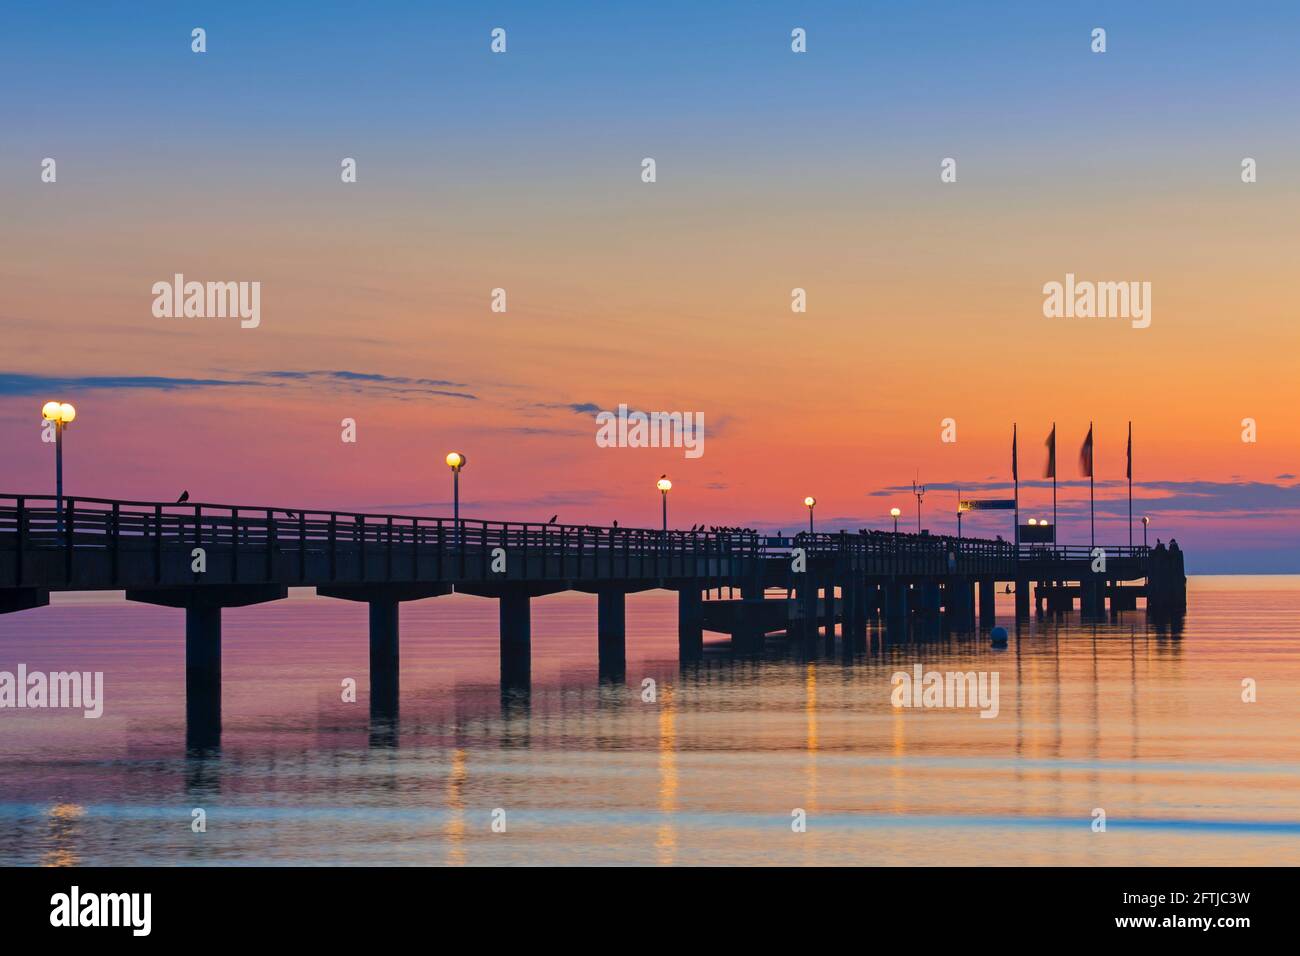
[2,2,1298,571]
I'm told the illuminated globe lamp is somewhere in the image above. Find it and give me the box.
[656,476,672,531]
[40,400,77,540]
[804,496,816,534]
[890,506,902,534]
[43,401,76,425]
[445,451,467,536]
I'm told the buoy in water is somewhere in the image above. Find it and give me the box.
[990,625,1009,647]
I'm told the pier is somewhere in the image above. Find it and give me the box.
[0,493,1185,744]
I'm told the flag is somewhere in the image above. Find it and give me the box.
[1012,424,1018,481]
[1126,422,1132,480]
[1044,425,1056,479]
[1079,425,1093,477]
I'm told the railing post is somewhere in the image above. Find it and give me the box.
[457,515,465,578]
[15,497,25,586]
[266,509,275,581]
[64,498,75,584]
[329,514,337,581]
[154,505,163,583]
[110,502,120,585]
[232,507,240,583]
[13,496,25,587]
[299,512,307,582]
[386,515,394,582]
[357,514,365,582]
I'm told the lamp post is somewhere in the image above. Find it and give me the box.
[41,401,76,542]
[445,452,466,540]
[804,496,816,535]
[912,478,926,534]
[890,507,901,535]
[656,476,672,531]
[1141,515,1150,549]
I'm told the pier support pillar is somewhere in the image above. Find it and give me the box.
[921,581,942,619]
[885,581,909,635]
[940,578,969,630]
[799,575,819,640]
[677,586,704,662]
[1014,578,1030,620]
[732,582,766,655]
[839,578,854,646]
[1080,576,1105,619]
[317,583,451,720]
[368,600,399,719]
[822,582,837,644]
[500,590,532,687]
[979,578,997,629]
[0,588,49,615]
[597,589,627,675]
[185,605,222,750]
[847,579,867,648]
[127,584,287,751]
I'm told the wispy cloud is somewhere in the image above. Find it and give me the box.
[0,373,262,394]
[531,401,602,414]
[0,370,477,401]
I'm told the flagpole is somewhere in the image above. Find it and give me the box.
[1089,420,1095,548]
[1013,423,1019,550]
[1051,421,1057,542]
[1128,421,1133,548]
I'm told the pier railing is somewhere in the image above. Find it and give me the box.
[0,494,1149,591]
[0,494,770,587]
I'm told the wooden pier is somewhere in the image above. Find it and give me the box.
[0,493,1185,745]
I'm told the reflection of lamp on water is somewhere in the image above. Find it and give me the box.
[804,496,816,534]
[890,507,901,534]
[656,475,672,531]
[41,401,76,543]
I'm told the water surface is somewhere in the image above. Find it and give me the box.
[1,576,1297,865]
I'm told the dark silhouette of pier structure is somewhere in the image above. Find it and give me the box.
[0,493,1185,745]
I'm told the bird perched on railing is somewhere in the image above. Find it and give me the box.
[176,490,189,504]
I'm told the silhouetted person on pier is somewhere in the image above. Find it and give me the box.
[612,520,618,528]
[176,490,189,504]
[1168,538,1181,554]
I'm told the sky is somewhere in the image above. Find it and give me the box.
[1,2,1298,572]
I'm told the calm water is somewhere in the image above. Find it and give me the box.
[1,576,1297,866]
